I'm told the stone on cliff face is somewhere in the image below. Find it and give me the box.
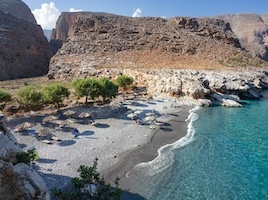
[0,1,53,80]
[13,163,50,199]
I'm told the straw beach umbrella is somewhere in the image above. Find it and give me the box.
[78,112,91,124]
[37,128,61,141]
[15,122,35,132]
[53,119,68,128]
[42,115,58,124]
[78,112,91,119]
[63,110,76,118]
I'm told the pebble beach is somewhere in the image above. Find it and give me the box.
[7,98,191,196]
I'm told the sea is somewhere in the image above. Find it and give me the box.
[125,90,268,200]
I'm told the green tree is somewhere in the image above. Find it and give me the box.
[72,78,100,105]
[116,75,134,90]
[98,77,118,104]
[0,89,12,103]
[52,158,122,200]
[42,83,70,109]
[16,85,42,109]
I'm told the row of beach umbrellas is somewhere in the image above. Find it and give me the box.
[14,110,91,132]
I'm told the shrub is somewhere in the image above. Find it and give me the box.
[16,85,42,108]
[72,78,100,105]
[41,83,70,109]
[116,75,134,90]
[15,149,38,165]
[0,89,12,103]
[52,158,122,200]
[98,77,118,104]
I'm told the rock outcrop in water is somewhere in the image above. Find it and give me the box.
[0,113,49,199]
[0,0,53,80]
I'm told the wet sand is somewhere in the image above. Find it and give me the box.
[102,106,191,198]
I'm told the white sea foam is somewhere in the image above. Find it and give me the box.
[130,106,201,176]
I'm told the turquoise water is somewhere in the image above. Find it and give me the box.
[127,92,268,200]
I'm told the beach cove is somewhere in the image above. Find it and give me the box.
[7,98,192,198]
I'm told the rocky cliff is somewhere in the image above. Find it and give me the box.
[48,12,266,80]
[0,0,36,24]
[216,13,268,62]
[0,113,49,199]
[51,12,118,42]
[122,68,268,106]
[0,0,53,80]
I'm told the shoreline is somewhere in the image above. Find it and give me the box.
[102,106,191,195]
[7,99,191,198]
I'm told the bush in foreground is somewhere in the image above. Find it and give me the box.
[15,149,38,165]
[52,158,122,200]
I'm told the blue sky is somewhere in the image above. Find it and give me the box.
[22,0,268,29]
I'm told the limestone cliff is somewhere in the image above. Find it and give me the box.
[122,68,268,106]
[0,0,53,80]
[216,13,268,61]
[48,12,267,79]
[0,113,49,199]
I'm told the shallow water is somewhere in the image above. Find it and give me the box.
[126,92,268,200]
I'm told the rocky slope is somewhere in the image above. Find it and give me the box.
[51,12,118,42]
[0,113,49,199]
[123,68,268,107]
[0,0,53,80]
[216,13,268,62]
[48,12,266,80]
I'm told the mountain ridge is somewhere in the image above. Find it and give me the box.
[48,12,267,79]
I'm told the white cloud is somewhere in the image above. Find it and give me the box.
[132,8,142,18]
[32,2,60,30]
[70,8,83,12]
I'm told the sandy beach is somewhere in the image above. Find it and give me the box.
[7,98,191,197]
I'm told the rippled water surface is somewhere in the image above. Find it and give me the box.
[127,92,268,200]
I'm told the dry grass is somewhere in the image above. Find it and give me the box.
[0,76,71,95]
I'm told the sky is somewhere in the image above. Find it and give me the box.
[22,0,268,30]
